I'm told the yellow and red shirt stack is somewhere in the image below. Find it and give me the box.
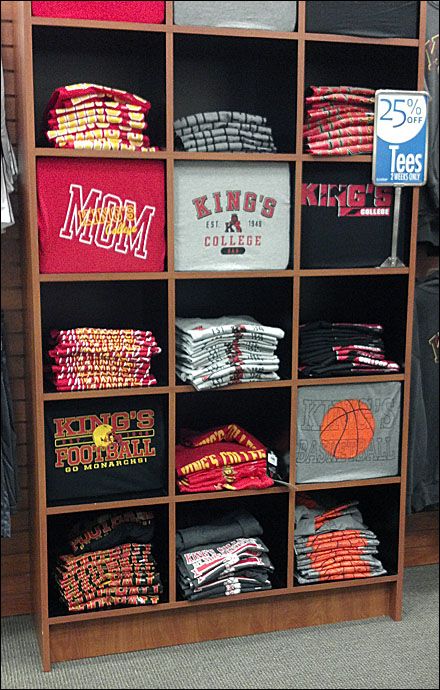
[55,510,163,612]
[303,85,375,156]
[294,494,387,584]
[176,423,274,493]
[47,327,161,391]
[44,83,159,152]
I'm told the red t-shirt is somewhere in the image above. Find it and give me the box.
[32,2,165,24]
[37,158,166,273]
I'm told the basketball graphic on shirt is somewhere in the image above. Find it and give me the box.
[320,399,375,459]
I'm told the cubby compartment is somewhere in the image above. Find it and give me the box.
[299,275,408,373]
[32,25,166,148]
[44,393,168,507]
[293,484,400,587]
[305,1,419,39]
[301,163,412,269]
[175,277,293,384]
[40,280,169,389]
[295,381,402,484]
[176,492,290,600]
[174,161,294,271]
[304,41,418,96]
[47,504,169,617]
[176,386,292,490]
[174,34,297,153]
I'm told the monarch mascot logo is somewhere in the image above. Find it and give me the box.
[320,399,376,459]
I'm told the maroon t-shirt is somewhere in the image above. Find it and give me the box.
[32,2,165,24]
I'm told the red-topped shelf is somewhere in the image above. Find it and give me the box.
[175,486,289,502]
[30,16,168,32]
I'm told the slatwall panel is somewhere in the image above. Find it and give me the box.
[0,0,437,620]
[1,0,31,617]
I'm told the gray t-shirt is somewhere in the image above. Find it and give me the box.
[174,162,291,271]
[174,1,297,31]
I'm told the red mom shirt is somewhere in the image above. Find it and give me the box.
[37,158,166,273]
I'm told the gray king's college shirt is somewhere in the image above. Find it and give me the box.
[174,161,291,271]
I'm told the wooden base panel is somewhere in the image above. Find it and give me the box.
[49,583,394,665]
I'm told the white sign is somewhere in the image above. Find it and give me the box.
[372,90,429,187]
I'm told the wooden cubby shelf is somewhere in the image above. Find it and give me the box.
[14,0,427,671]
[304,32,419,47]
[297,374,406,386]
[39,273,170,282]
[34,148,168,159]
[302,154,373,163]
[46,496,170,516]
[30,17,168,32]
[295,477,402,492]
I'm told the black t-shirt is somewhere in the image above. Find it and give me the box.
[305,2,419,39]
[44,396,167,504]
[418,1,439,247]
[407,270,439,511]
[301,165,411,268]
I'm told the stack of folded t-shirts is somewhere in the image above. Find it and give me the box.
[294,494,387,584]
[55,510,163,612]
[44,83,159,152]
[46,327,161,391]
[176,423,274,493]
[303,85,375,156]
[176,315,285,390]
[176,509,274,601]
[298,321,401,377]
[174,111,277,152]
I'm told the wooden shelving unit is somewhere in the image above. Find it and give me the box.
[13,0,427,671]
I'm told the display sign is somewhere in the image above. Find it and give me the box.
[373,89,429,187]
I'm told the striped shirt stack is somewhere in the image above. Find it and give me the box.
[46,327,161,391]
[174,111,277,152]
[44,83,159,152]
[303,86,375,156]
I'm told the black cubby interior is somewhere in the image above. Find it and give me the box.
[44,393,168,507]
[294,484,400,586]
[304,41,418,96]
[301,163,412,269]
[176,492,289,598]
[47,504,169,617]
[176,386,291,483]
[40,280,169,388]
[174,34,297,153]
[299,275,408,369]
[32,26,166,148]
[175,277,293,382]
